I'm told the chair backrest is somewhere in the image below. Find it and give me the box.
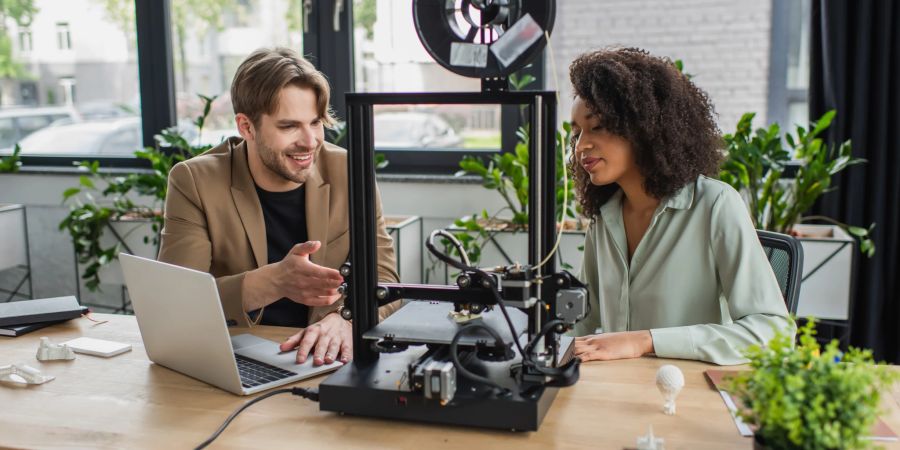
[757,230,804,314]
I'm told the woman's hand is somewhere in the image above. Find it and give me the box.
[574,330,654,362]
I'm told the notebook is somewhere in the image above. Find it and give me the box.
[0,319,68,337]
[0,296,84,328]
[705,369,898,442]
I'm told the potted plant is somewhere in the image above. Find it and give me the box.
[59,95,217,292]
[730,320,898,449]
[719,110,873,323]
[427,73,584,283]
[449,120,584,267]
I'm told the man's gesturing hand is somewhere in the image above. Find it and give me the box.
[271,241,344,307]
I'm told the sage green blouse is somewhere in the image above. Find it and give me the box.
[573,176,794,365]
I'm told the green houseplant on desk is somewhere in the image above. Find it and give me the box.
[730,321,898,449]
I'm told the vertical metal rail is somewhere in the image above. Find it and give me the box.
[540,93,559,360]
[346,97,379,364]
[529,95,544,350]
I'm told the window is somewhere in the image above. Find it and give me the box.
[352,0,529,174]
[0,1,141,159]
[56,22,72,50]
[59,77,76,105]
[169,0,301,146]
[1,1,530,170]
[768,0,811,130]
[17,116,53,137]
[0,118,16,148]
[18,28,32,53]
[784,0,811,128]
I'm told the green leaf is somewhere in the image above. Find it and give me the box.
[62,187,81,201]
[79,176,96,189]
[509,73,535,91]
[784,132,796,148]
[846,226,867,237]
[811,110,837,138]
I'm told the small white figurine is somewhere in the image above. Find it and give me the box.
[0,364,55,385]
[655,364,685,415]
[35,337,76,361]
[636,425,665,450]
[448,310,482,323]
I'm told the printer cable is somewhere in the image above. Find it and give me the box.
[195,386,320,449]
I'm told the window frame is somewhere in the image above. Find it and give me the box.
[55,22,72,50]
[18,27,32,53]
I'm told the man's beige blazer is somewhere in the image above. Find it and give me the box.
[158,137,399,327]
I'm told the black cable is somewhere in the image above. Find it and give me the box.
[449,323,509,393]
[195,387,320,450]
[426,230,576,385]
[427,235,538,359]
[481,274,573,378]
[525,319,565,355]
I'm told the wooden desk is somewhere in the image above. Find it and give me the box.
[1,314,898,449]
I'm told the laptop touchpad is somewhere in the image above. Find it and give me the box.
[230,333,271,350]
[231,334,341,372]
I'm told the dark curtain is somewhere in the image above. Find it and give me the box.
[809,0,900,363]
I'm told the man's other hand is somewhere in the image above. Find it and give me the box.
[280,312,352,365]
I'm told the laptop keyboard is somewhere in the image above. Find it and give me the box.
[235,354,298,388]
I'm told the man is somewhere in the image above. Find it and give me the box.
[158,47,399,367]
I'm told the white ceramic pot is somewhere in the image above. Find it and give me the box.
[793,224,854,320]
[0,204,28,273]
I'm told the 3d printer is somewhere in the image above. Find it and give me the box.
[317,0,588,431]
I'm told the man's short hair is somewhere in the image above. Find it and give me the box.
[231,47,336,127]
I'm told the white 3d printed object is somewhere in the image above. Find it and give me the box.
[35,337,76,361]
[636,425,665,450]
[0,364,55,385]
[655,364,685,415]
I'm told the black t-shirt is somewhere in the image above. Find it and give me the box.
[251,184,309,327]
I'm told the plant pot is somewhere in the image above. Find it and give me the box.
[753,433,772,450]
[385,215,423,284]
[792,224,854,320]
[438,219,586,283]
[77,217,159,287]
[0,204,28,273]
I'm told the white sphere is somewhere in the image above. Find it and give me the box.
[655,364,685,395]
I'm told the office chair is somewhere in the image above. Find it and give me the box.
[757,230,804,314]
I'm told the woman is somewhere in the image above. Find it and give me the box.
[568,48,794,365]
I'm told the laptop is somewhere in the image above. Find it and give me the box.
[119,253,341,395]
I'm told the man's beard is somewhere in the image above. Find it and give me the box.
[256,135,318,184]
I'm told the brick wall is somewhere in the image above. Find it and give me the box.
[548,0,773,133]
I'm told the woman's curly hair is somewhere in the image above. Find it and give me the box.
[567,47,723,218]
